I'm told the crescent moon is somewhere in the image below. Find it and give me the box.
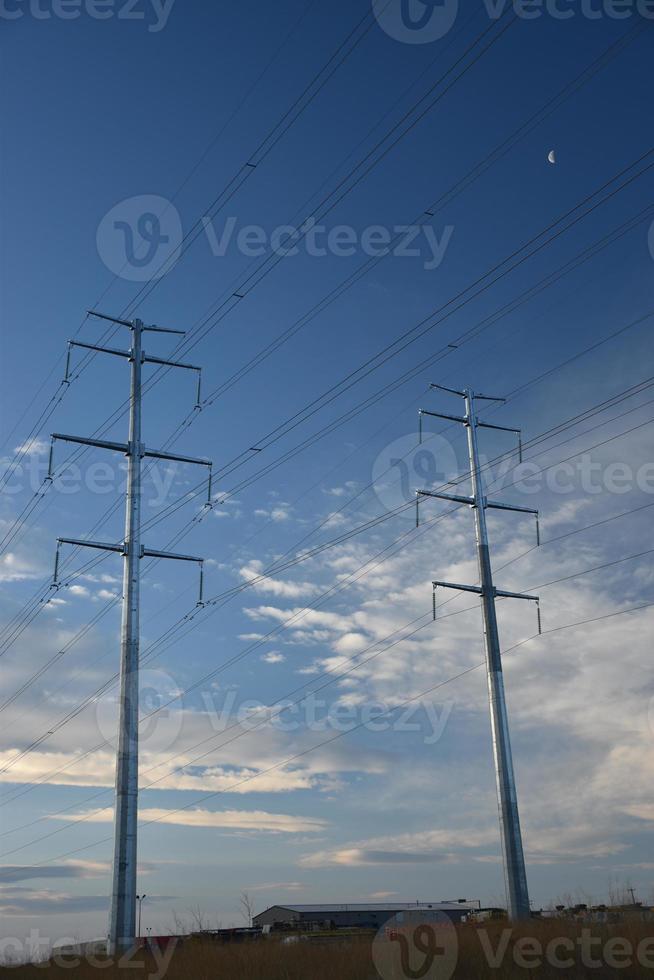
[547,150,556,165]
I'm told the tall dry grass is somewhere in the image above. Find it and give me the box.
[2,919,653,979]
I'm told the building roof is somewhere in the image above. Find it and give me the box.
[257,901,479,915]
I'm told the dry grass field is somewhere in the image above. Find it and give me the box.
[2,919,653,979]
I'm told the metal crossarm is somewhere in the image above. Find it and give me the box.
[87,309,133,328]
[57,536,124,557]
[487,500,537,515]
[143,449,212,506]
[141,324,185,335]
[142,354,200,372]
[495,588,539,602]
[68,339,130,360]
[474,393,507,403]
[416,488,474,527]
[419,408,467,443]
[143,448,210,467]
[432,579,483,595]
[51,433,129,455]
[417,489,474,506]
[478,421,519,434]
[141,548,202,563]
[486,500,540,545]
[87,309,185,335]
[429,382,466,397]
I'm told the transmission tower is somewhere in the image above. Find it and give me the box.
[416,383,541,921]
[49,311,213,952]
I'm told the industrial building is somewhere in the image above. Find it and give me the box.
[253,900,480,931]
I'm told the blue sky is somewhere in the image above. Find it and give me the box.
[1,0,653,946]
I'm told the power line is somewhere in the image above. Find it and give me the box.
[1,352,649,731]
[2,390,647,801]
[6,599,651,870]
[4,489,650,844]
[4,199,645,679]
[5,92,647,582]
[191,21,647,404]
[0,0,340,461]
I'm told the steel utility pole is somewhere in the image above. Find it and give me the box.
[417,384,542,921]
[136,894,146,937]
[50,311,212,953]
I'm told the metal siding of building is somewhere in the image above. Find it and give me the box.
[253,901,478,929]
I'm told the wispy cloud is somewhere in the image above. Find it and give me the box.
[261,651,286,664]
[55,807,327,834]
[239,560,320,599]
[0,860,109,883]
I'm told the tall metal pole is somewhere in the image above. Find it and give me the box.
[50,309,212,953]
[109,319,143,952]
[465,387,530,920]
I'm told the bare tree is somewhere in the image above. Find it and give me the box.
[240,891,255,927]
[168,909,189,935]
[189,904,208,932]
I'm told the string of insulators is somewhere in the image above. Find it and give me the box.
[206,465,213,508]
[197,562,205,607]
[52,543,61,590]
[63,343,72,385]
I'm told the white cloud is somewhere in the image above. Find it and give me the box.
[623,804,654,822]
[0,860,109,883]
[238,560,320,599]
[13,438,49,457]
[333,632,370,655]
[301,827,498,868]
[247,881,305,893]
[97,588,118,600]
[261,651,286,665]
[254,503,292,522]
[56,807,327,834]
[0,552,42,583]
